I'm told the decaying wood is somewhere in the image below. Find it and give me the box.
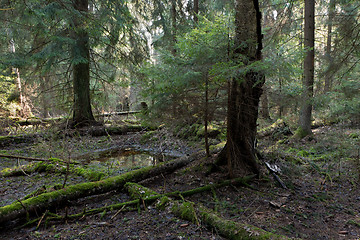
[95,111,140,118]
[18,176,253,228]
[13,112,139,127]
[0,150,205,225]
[257,119,292,139]
[127,183,295,240]
[256,150,287,189]
[0,154,77,164]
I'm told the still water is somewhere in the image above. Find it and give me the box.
[96,149,160,168]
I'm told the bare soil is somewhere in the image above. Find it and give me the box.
[0,122,360,239]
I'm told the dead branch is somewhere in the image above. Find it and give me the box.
[127,183,294,240]
[0,150,205,225]
[0,154,78,165]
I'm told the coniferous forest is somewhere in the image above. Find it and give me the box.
[0,0,359,239]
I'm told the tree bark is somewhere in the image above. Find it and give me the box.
[5,20,31,118]
[193,0,199,23]
[170,0,177,56]
[71,0,96,127]
[260,84,271,120]
[324,0,335,92]
[223,0,264,177]
[40,76,50,118]
[297,0,315,138]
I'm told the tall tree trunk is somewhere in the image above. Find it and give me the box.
[170,0,177,56]
[6,22,31,117]
[324,0,335,92]
[260,85,271,120]
[222,0,264,177]
[193,0,199,23]
[40,76,50,118]
[204,72,210,157]
[297,0,315,138]
[278,78,283,118]
[71,0,96,127]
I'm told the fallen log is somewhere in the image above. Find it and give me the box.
[0,154,78,165]
[1,160,103,181]
[95,111,140,118]
[19,177,254,229]
[69,125,156,137]
[0,134,40,147]
[0,150,205,225]
[257,119,292,139]
[126,183,296,240]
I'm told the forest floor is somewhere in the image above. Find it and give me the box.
[0,117,360,240]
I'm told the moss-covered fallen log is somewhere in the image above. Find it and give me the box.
[0,158,100,180]
[0,154,77,164]
[126,176,255,201]
[257,119,292,139]
[15,118,47,127]
[127,183,296,240]
[0,150,205,225]
[9,175,253,229]
[95,111,140,118]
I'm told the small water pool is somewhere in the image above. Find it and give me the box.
[97,150,159,168]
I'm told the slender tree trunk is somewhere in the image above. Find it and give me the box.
[297,0,315,138]
[222,0,264,177]
[260,84,271,120]
[324,0,335,92]
[71,0,96,127]
[204,72,210,157]
[170,0,177,56]
[279,78,283,118]
[40,76,50,118]
[193,0,199,23]
[6,20,31,118]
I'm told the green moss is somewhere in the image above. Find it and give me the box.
[347,219,360,228]
[209,141,226,152]
[196,205,290,240]
[0,163,161,224]
[140,131,156,144]
[125,182,158,200]
[155,196,171,210]
[297,150,309,157]
[73,166,104,181]
[349,133,359,139]
[293,127,312,139]
[0,167,13,176]
[171,201,198,223]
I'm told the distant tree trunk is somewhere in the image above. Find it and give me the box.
[13,64,27,117]
[278,78,284,118]
[204,72,210,157]
[221,0,264,177]
[5,16,31,118]
[170,0,177,56]
[40,76,50,118]
[193,0,199,23]
[297,0,315,138]
[71,0,96,127]
[260,85,271,120]
[324,0,335,92]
